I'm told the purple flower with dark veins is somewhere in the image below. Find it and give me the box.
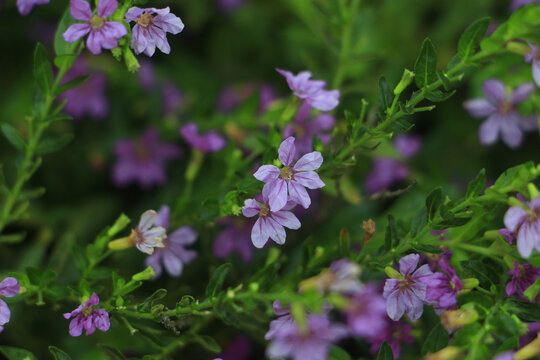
[63,293,110,336]
[0,277,20,333]
[254,137,325,211]
[366,319,414,359]
[503,196,540,258]
[525,43,540,87]
[345,284,387,338]
[424,258,462,313]
[276,69,340,111]
[17,0,49,15]
[463,79,537,148]
[242,187,301,248]
[63,0,127,55]
[113,128,181,188]
[283,102,335,157]
[125,7,184,57]
[506,261,540,298]
[383,253,433,321]
[179,123,227,153]
[145,206,197,278]
[213,217,254,262]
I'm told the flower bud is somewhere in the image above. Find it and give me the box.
[132,266,156,281]
[441,307,478,331]
[394,69,415,95]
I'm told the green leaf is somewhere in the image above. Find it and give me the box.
[1,124,26,151]
[491,162,537,193]
[54,9,77,57]
[411,243,444,254]
[425,188,442,223]
[34,43,53,95]
[524,274,540,301]
[206,263,232,297]
[0,232,26,244]
[36,134,74,155]
[466,169,486,198]
[54,75,90,96]
[97,344,126,360]
[458,17,491,60]
[507,298,540,322]
[384,215,398,249]
[378,76,393,113]
[185,334,221,353]
[329,345,352,360]
[376,342,393,360]
[410,208,426,237]
[49,346,72,360]
[437,70,451,90]
[421,323,449,355]
[414,38,437,88]
[0,346,37,360]
[425,89,456,102]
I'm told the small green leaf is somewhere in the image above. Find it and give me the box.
[425,188,442,223]
[458,17,491,60]
[410,208,426,237]
[378,76,394,113]
[1,124,26,151]
[36,134,74,155]
[414,38,437,88]
[384,215,398,249]
[34,43,53,95]
[97,344,126,360]
[329,345,352,360]
[507,298,540,322]
[425,89,456,102]
[54,9,77,57]
[437,70,451,90]
[0,346,37,360]
[54,75,90,96]
[421,323,449,355]
[411,243,444,254]
[376,342,393,360]
[206,263,232,297]
[49,346,72,360]
[466,169,486,198]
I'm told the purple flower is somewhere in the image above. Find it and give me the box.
[58,59,108,120]
[216,0,245,14]
[365,157,409,194]
[394,134,421,158]
[283,103,335,157]
[328,259,363,294]
[63,0,127,55]
[493,352,515,360]
[525,43,540,87]
[276,69,340,112]
[503,196,540,258]
[113,128,181,188]
[217,335,251,360]
[137,60,157,89]
[463,79,537,148]
[383,253,433,321]
[179,123,227,153]
[345,285,387,338]
[145,206,197,278]
[424,258,462,313]
[506,261,540,298]
[511,0,540,11]
[366,319,414,359]
[213,217,254,262]
[63,293,110,336]
[17,0,49,15]
[242,187,301,248]
[125,7,184,57]
[163,82,185,116]
[253,137,325,211]
[0,277,20,333]
[127,210,167,254]
[265,309,347,360]
[500,228,516,245]
[217,83,277,115]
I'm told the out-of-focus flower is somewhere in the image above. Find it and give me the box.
[179,123,227,153]
[217,83,277,115]
[345,284,387,338]
[394,134,421,158]
[213,217,254,262]
[63,0,127,55]
[254,137,325,211]
[145,206,197,278]
[441,307,478,332]
[242,187,300,248]
[366,319,414,359]
[424,259,462,313]
[59,59,108,120]
[383,253,433,321]
[216,0,245,14]
[125,7,184,57]
[217,335,251,360]
[511,0,540,12]
[63,293,110,336]
[276,69,340,111]
[163,82,185,115]
[493,351,515,360]
[525,43,540,87]
[503,196,540,258]
[300,259,362,294]
[113,128,181,188]
[283,103,335,157]
[17,0,49,16]
[137,59,157,89]
[365,158,409,194]
[463,79,537,148]
[0,277,20,333]
[506,261,540,298]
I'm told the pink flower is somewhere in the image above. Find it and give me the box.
[179,123,227,153]
[63,0,127,55]
[0,277,20,333]
[125,7,184,57]
[17,0,49,16]
[63,293,110,336]
[253,137,325,211]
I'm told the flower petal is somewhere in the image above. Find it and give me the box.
[267,179,288,212]
[511,82,534,104]
[518,224,535,258]
[478,115,501,146]
[308,89,340,111]
[97,0,117,17]
[168,226,197,245]
[483,79,506,105]
[271,210,301,230]
[139,210,157,230]
[264,217,286,245]
[163,252,183,276]
[292,171,325,189]
[385,290,405,321]
[69,316,84,337]
[500,115,523,149]
[294,151,323,171]
[145,252,163,279]
[533,61,540,87]
[288,181,311,209]
[0,300,10,325]
[463,99,496,118]
[63,23,91,43]
[399,254,420,275]
[70,0,92,20]
[253,165,280,183]
[0,277,20,298]
[278,137,296,167]
[242,199,260,218]
[251,217,269,248]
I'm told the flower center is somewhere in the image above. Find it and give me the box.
[130,228,145,245]
[280,166,294,181]
[498,100,513,115]
[398,275,413,291]
[135,141,150,161]
[259,203,270,217]
[81,306,94,318]
[137,12,154,28]
[90,16,105,31]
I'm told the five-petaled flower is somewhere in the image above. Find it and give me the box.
[463,79,537,148]
[503,196,540,258]
[276,69,340,112]
[63,0,128,55]
[63,292,110,336]
[0,277,20,333]
[125,7,184,57]
[254,137,325,211]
